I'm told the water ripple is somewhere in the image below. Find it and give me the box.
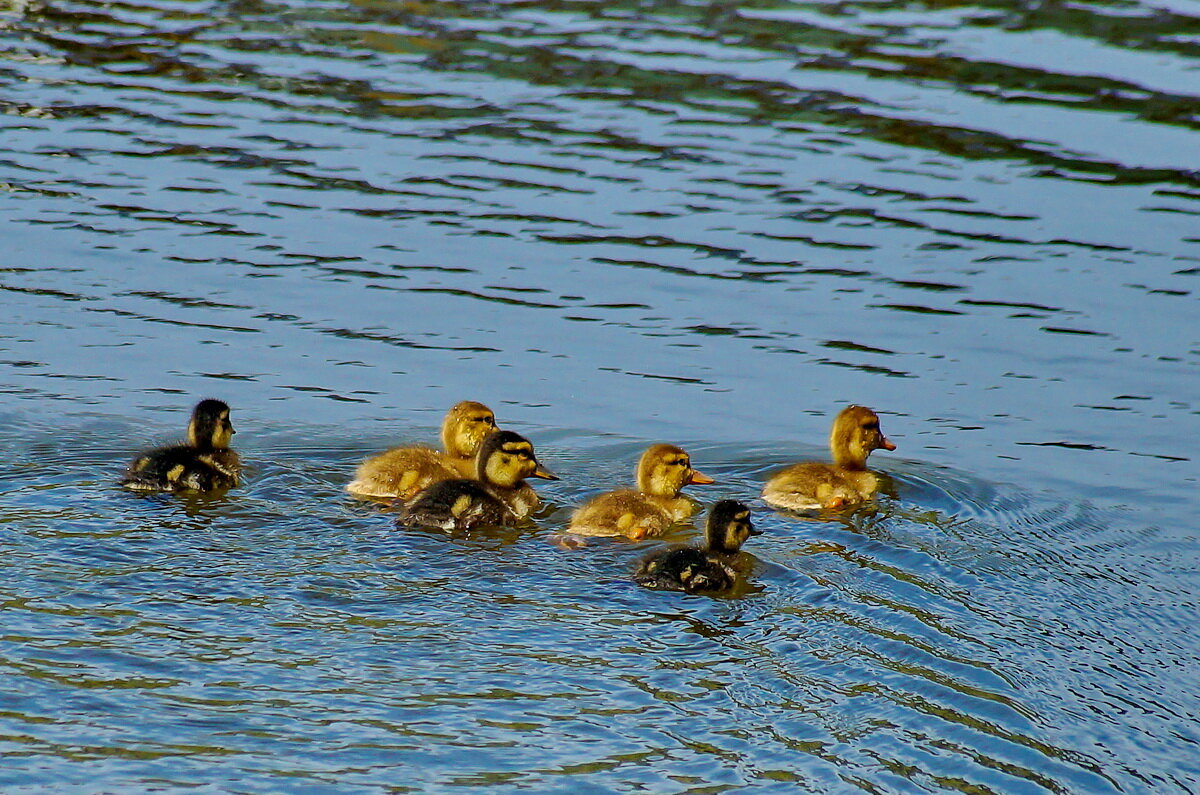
[3,0,1199,787]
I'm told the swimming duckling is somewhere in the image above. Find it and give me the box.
[121,399,240,492]
[762,405,895,511]
[395,430,557,532]
[347,401,497,500]
[568,444,715,540]
[633,500,761,593]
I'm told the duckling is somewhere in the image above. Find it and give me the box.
[395,430,557,532]
[762,405,896,511]
[347,401,497,500]
[121,399,240,492]
[633,500,761,593]
[568,444,715,540]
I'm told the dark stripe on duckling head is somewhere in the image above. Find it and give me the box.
[476,430,530,479]
[501,441,533,457]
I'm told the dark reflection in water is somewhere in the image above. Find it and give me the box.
[1,0,1198,789]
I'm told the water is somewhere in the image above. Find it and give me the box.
[2,0,1198,789]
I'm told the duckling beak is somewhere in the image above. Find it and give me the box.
[687,469,715,485]
[879,436,896,451]
[748,526,764,536]
[532,463,559,481]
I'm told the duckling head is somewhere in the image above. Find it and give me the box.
[186,399,234,451]
[442,401,497,459]
[477,430,558,488]
[705,499,760,553]
[831,405,895,470]
[636,443,714,497]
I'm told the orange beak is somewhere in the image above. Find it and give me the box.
[687,469,715,485]
[879,437,896,452]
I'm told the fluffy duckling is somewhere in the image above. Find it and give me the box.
[121,399,240,492]
[395,430,557,532]
[633,500,761,593]
[762,405,895,511]
[568,444,714,540]
[347,401,497,500]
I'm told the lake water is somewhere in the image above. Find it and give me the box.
[1,0,1198,789]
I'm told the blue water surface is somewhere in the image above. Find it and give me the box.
[1,0,1198,789]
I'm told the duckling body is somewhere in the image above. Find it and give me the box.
[634,500,760,593]
[122,399,240,493]
[347,401,496,500]
[396,430,557,532]
[568,444,714,540]
[763,405,895,511]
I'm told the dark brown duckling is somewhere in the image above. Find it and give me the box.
[762,405,895,511]
[633,500,760,593]
[395,430,557,532]
[121,399,240,492]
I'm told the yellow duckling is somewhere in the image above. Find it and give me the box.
[633,500,761,593]
[121,399,240,492]
[568,444,715,540]
[347,400,497,500]
[395,430,558,532]
[762,405,896,511]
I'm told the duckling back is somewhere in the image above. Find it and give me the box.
[347,447,460,500]
[762,462,861,511]
[633,547,736,593]
[395,479,508,532]
[122,445,240,492]
[568,490,675,540]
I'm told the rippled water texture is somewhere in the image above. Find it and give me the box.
[2,0,1198,789]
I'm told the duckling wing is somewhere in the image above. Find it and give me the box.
[395,479,509,532]
[569,490,673,539]
[347,446,459,500]
[634,547,734,593]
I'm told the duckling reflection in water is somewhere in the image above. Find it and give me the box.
[567,444,715,542]
[121,399,240,492]
[395,430,557,533]
[347,401,497,501]
[634,500,761,594]
[763,405,895,512]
